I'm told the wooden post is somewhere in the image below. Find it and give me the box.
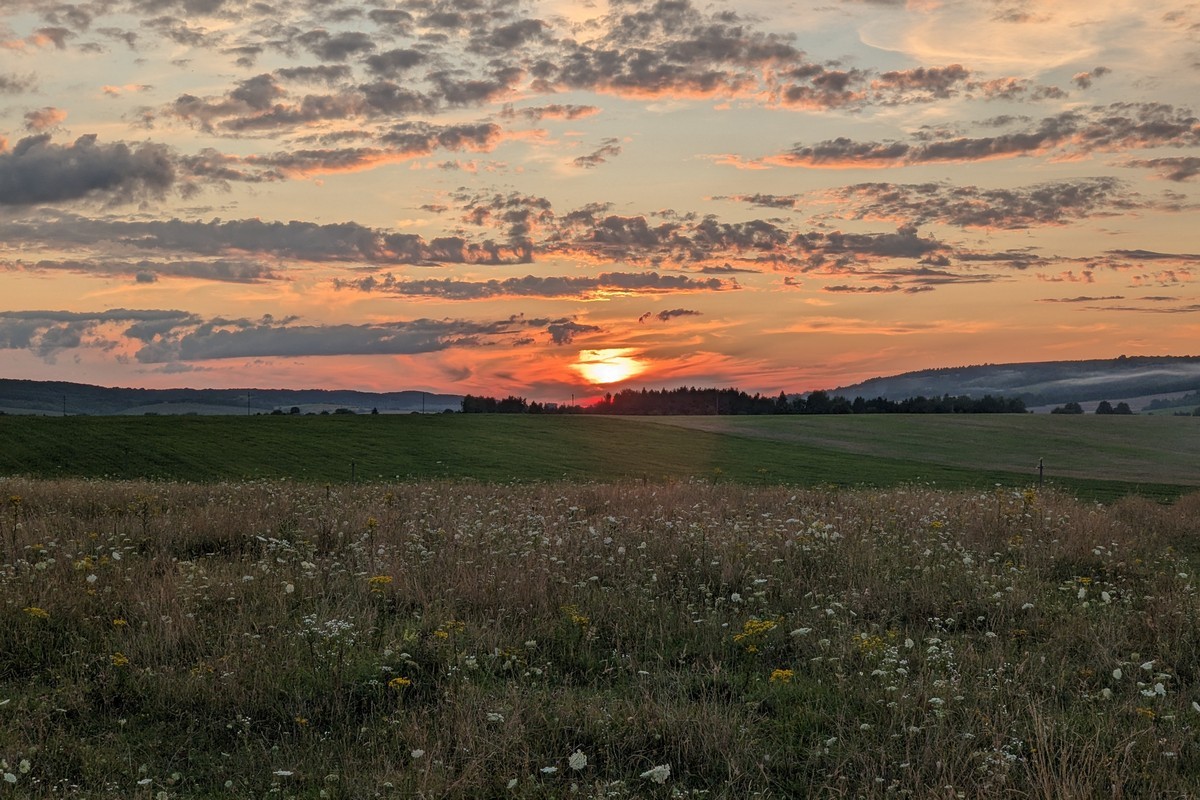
[1037,458,1044,486]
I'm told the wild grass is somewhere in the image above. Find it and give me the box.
[3,478,1200,798]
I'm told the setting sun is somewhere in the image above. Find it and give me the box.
[572,349,649,385]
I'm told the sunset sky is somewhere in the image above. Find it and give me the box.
[1,0,1197,401]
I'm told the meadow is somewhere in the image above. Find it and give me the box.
[4,476,1200,798]
[0,413,1194,501]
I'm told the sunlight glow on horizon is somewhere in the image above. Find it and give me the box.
[571,349,650,386]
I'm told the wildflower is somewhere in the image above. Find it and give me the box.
[1113,668,1123,680]
[568,750,587,770]
[411,750,424,759]
[23,607,49,620]
[294,716,308,726]
[540,766,558,775]
[506,778,518,789]
[640,764,670,784]
[388,676,412,690]
[368,575,392,593]
[17,761,29,775]
[1192,701,1200,713]
[113,618,127,627]
[284,584,295,594]
[769,669,794,684]
[273,770,294,777]
[487,712,505,723]
[1135,707,1156,719]
[3,774,15,784]
[111,652,130,667]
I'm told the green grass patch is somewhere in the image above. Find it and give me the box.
[0,413,1192,501]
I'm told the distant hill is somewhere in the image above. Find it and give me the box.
[832,356,1200,408]
[0,379,462,416]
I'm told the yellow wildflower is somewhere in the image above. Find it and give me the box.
[111,652,130,667]
[23,606,49,620]
[388,676,412,690]
[770,669,794,684]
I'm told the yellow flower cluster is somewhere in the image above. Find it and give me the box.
[110,652,130,667]
[769,669,794,684]
[561,604,590,627]
[23,606,49,620]
[388,676,412,690]
[368,575,393,593]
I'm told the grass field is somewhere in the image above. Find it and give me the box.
[4,478,1200,798]
[0,413,1195,502]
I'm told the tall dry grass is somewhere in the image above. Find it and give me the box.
[1,477,1199,798]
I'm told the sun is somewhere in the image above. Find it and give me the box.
[572,348,649,385]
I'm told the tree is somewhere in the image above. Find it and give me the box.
[1095,400,1114,414]
[1114,402,1133,415]
[1051,402,1084,414]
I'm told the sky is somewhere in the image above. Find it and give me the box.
[0,0,1197,402]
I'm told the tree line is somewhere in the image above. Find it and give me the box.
[461,387,1029,415]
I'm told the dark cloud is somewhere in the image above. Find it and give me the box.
[546,319,602,345]
[871,64,971,102]
[364,47,427,78]
[825,177,1146,229]
[772,103,1200,168]
[1123,157,1200,182]
[0,134,176,206]
[335,271,738,300]
[501,104,600,122]
[0,73,36,94]
[1104,249,1200,262]
[295,29,375,61]
[573,138,622,168]
[4,257,281,283]
[1037,295,1125,303]
[127,313,582,363]
[1072,66,1111,90]
[720,193,799,209]
[639,308,702,323]
[0,309,197,360]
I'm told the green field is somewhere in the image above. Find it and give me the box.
[0,413,1195,501]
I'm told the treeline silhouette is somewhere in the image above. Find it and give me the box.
[461,388,1027,415]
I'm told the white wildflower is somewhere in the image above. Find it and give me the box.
[411,750,424,759]
[568,750,587,770]
[540,766,558,775]
[640,764,670,784]
[1113,668,1123,680]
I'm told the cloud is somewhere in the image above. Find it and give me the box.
[0,309,197,360]
[1037,295,1124,303]
[1071,66,1111,90]
[336,271,738,300]
[823,177,1147,229]
[546,319,602,345]
[573,138,622,168]
[0,305,596,364]
[0,134,176,206]
[23,106,67,132]
[638,308,703,323]
[766,103,1200,168]
[719,193,799,209]
[4,256,281,283]
[1123,157,1200,182]
[296,29,375,61]
[0,73,36,94]
[126,313,585,362]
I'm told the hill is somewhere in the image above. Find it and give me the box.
[0,378,461,416]
[832,355,1200,407]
